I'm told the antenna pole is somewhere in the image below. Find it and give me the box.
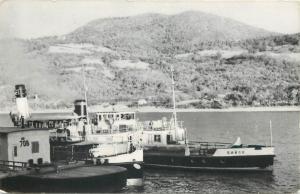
[82,64,90,125]
[171,66,178,140]
[269,120,273,147]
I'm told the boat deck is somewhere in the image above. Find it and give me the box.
[34,165,127,179]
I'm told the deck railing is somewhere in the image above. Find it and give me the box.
[142,120,184,131]
[0,160,27,171]
[188,141,232,149]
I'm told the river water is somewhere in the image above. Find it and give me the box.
[1,111,299,193]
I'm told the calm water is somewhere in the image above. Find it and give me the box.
[1,111,299,193]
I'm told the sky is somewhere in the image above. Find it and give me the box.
[0,0,299,39]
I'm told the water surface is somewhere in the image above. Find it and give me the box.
[1,111,299,193]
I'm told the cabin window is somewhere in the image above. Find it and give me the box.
[103,114,108,120]
[128,125,134,131]
[119,125,127,132]
[48,121,54,128]
[63,121,68,128]
[154,135,161,142]
[13,146,17,157]
[98,115,102,121]
[31,142,39,153]
[28,121,33,127]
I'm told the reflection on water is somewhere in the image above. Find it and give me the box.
[143,169,275,193]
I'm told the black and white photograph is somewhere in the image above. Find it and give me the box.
[0,0,299,193]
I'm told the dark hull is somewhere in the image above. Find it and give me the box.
[1,166,127,193]
[110,162,144,179]
[144,154,275,171]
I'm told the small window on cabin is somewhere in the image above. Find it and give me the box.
[28,121,33,127]
[154,135,161,142]
[13,146,17,157]
[48,121,54,128]
[31,142,39,153]
[128,125,134,131]
[119,125,127,131]
[63,121,68,128]
[99,115,102,121]
[103,114,108,120]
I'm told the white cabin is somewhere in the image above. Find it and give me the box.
[87,111,142,146]
[141,118,186,146]
[0,127,50,165]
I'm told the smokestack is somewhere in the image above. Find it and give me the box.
[15,84,30,119]
[74,99,87,118]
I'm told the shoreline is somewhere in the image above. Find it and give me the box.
[0,106,299,114]
[134,106,300,113]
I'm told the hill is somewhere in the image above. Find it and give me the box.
[66,11,273,57]
[0,11,299,110]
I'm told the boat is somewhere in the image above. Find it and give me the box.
[86,111,144,185]
[141,67,275,171]
[9,83,144,186]
[76,64,144,185]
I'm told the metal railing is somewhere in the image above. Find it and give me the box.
[188,141,232,149]
[0,160,27,171]
[142,120,184,131]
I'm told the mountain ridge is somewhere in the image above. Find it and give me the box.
[65,11,275,56]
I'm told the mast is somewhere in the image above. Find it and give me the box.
[171,66,178,140]
[82,64,90,125]
[269,120,273,147]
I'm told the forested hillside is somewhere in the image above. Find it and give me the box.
[0,11,299,110]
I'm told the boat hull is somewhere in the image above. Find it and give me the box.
[144,154,275,171]
[113,162,143,180]
[102,162,144,186]
[93,149,144,186]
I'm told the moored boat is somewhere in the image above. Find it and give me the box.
[9,84,144,186]
[141,68,275,171]
[87,111,144,185]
